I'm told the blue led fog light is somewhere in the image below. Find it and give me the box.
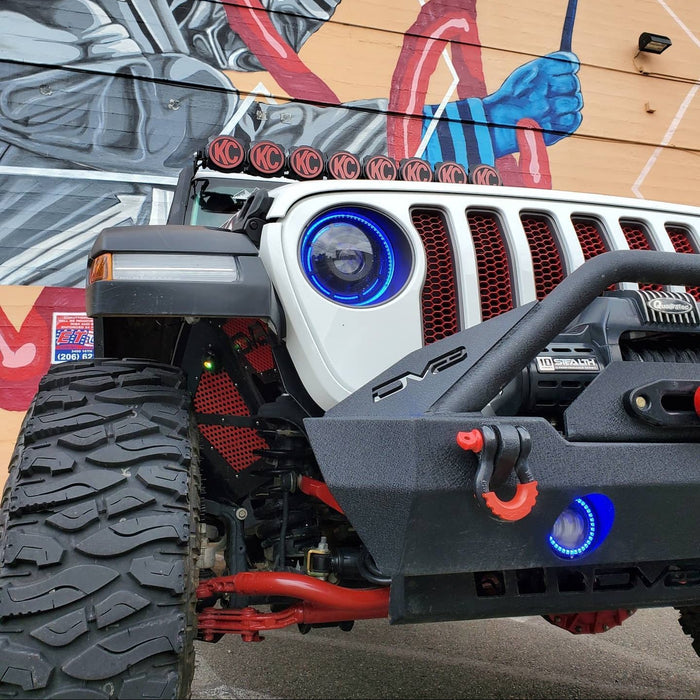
[548,494,614,559]
[300,208,412,307]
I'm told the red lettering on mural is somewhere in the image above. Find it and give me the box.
[207,136,245,171]
[249,141,286,176]
[289,146,324,179]
[327,152,361,180]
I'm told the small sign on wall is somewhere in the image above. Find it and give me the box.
[51,312,94,364]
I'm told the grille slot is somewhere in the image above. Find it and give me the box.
[619,219,662,291]
[520,212,564,300]
[466,209,514,321]
[666,225,699,301]
[572,216,609,261]
[411,209,460,344]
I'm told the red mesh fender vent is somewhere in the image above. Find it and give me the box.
[194,370,268,473]
[520,213,564,300]
[666,225,700,301]
[620,220,662,292]
[223,318,275,373]
[411,209,459,344]
[194,317,273,473]
[466,210,514,321]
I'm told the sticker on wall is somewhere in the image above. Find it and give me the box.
[52,313,94,364]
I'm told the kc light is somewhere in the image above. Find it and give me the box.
[299,208,412,306]
[92,253,240,283]
[548,494,614,559]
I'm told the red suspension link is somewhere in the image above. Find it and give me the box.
[197,571,390,642]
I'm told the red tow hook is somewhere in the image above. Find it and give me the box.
[298,475,344,514]
[197,572,389,642]
[694,386,700,417]
[457,426,539,522]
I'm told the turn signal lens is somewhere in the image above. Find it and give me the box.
[88,253,113,284]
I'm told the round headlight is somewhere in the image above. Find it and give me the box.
[300,209,410,306]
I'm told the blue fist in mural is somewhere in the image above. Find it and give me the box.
[423,51,582,167]
[483,51,583,158]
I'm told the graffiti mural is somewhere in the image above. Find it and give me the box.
[0,287,88,411]
[0,0,585,287]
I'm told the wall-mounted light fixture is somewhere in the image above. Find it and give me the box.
[638,32,672,54]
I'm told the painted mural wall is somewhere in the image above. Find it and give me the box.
[1,0,700,474]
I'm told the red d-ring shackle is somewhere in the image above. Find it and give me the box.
[457,426,539,522]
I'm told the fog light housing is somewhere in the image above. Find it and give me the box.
[549,494,614,559]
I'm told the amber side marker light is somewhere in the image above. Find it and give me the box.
[88,253,113,284]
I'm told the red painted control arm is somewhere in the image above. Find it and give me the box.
[197,572,389,641]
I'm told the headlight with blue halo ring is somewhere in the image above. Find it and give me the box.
[299,208,413,306]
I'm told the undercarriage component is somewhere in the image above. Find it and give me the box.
[196,571,389,641]
[544,608,636,634]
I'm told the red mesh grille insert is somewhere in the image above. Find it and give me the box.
[194,370,268,473]
[520,213,564,300]
[666,225,700,300]
[572,217,608,261]
[467,210,514,321]
[620,220,662,291]
[411,209,459,344]
[223,318,274,373]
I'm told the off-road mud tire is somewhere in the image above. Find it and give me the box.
[677,606,700,658]
[0,360,200,699]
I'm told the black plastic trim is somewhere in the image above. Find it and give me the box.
[89,225,259,259]
[391,560,700,623]
[87,257,276,320]
[166,157,197,225]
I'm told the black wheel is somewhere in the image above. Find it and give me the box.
[677,606,700,658]
[0,360,200,699]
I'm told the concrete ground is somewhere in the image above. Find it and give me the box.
[191,607,699,699]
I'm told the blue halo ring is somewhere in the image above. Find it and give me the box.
[548,497,597,559]
[300,209,400,306]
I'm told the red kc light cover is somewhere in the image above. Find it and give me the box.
[207,135,245,172]
[289,146,325,179]
[434,161,467,184]
[248,140,286,177]
[327,151,361,179]
[363,155,397,181]
[398,157,433,182]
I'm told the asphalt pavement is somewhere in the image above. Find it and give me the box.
[191,607,699,699]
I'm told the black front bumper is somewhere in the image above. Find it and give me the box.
[306,409,700,621]
[305,252,700,622]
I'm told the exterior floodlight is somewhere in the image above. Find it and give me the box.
[548,494,615,560]
[638,33,672,54]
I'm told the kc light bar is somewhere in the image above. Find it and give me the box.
[203,135,501,186]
